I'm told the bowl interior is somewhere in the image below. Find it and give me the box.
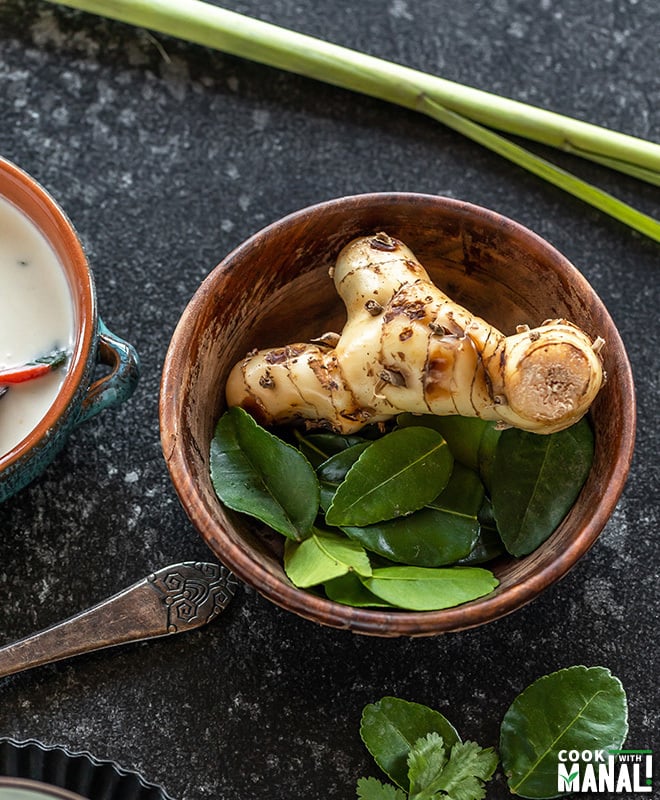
[0,158,95,473]
[161,193,635,636]
[0,777,86,800]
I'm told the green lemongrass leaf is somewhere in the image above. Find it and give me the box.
[324,572,394,608]
[356,777,407,800]
[317,441,372,511]
[209,407,319,540]
[362,566,498,611]
[500,666,628,799]
[491,418,594,557]
[47,0,660,187]
[342,464,483,567]
[420,97,660,243]
[326,427,453,527]
[579,150,660,187]
[361,697,461,791]
[284,528,372,588]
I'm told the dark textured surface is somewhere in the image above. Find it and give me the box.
[0,1,658,798]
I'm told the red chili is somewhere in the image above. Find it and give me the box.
[0,350,68,385]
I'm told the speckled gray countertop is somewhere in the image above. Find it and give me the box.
[0,1,658,798]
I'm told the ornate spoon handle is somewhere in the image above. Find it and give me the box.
[0,562,238,679]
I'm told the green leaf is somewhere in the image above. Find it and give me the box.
[500,665,628,799]
[397,413,493,473]
[410,739,498,800]
[284,528,372,588]
[426,462,485,522]
[326,427,453,527]
[342,464,483,567]
[490,419,594,556]
[295,430,367,468]
[356,777,407,800]
[476,424,502,493]
[324,573,394,608]
[457,499,506,565]
[362,566,498,611]
[317,441,372,511]
[361,697,461,791]
[407,732,448,799]
[209,407,319,540]
[342,507,475,568]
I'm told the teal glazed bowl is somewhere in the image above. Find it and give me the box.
[0,157,140,502]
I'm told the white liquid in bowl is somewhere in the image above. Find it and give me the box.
[0,195,75,457]
[0,789,71,799]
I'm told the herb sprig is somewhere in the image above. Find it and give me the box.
[356,666,628,799]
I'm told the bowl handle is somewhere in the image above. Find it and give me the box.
[78,318,140,425]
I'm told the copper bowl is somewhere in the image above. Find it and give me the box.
[160,193,635,637]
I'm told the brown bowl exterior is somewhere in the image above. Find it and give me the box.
[160,193,636,637]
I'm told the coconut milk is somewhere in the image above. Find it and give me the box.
[0,195,75,457]
[0,788,70,800]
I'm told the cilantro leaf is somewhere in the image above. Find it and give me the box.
[410,739,498,800]
[407,732,448,798]
[358,698,497,800]
[356,776,407,799]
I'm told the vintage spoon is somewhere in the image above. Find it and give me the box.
[0,561,239,679]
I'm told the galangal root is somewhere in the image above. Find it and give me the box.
[226,232,605,435]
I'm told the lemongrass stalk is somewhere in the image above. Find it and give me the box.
[420,97,660,243]
[46,0,660,185]
[564,152,660,187]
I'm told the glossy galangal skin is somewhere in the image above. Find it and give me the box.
[226,232,604,435]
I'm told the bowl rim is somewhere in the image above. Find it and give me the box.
[0,776,86,799]
[160,191,637,636]
[0,156,97,474]
[0,737,176,800]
